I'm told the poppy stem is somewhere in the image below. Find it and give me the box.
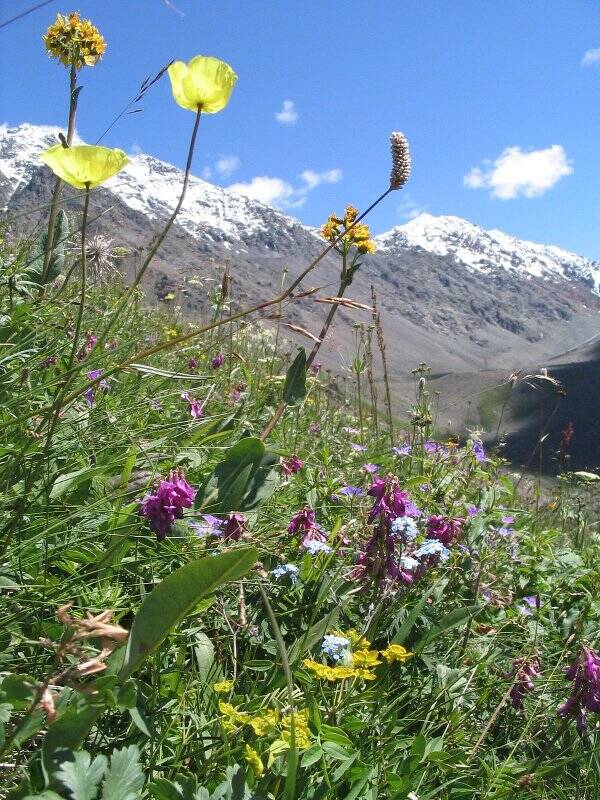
[65,184,91,373]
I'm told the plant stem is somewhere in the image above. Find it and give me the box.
[40,64,78,290]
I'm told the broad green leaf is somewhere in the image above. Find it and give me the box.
[56,751,107,800]
[283,348,307,404]
[120,548,258,679]
[101,745,144,800]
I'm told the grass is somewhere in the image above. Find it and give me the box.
[0,256,599,799]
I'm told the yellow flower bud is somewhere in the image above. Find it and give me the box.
[40,144,128,189]
[168,55,238,113]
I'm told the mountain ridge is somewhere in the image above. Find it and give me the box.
[1,122,599,378]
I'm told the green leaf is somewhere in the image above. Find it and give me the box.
[413,605,480,653]
[197,438,279,515]
[57,751,107,800]
[283,348,307,404]
[120,548,258,679]
[101,745,144,800]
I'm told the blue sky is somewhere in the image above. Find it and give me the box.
[1,0,599,258]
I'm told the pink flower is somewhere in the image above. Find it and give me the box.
[211,353,225,369]
[181,392,203,418]
[221,512,248,541]
[280,455,303,478]
[187,357,199,371]
[426,515,464,546]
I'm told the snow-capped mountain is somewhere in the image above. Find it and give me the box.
[377,213,600,293]
[1,122,599,375]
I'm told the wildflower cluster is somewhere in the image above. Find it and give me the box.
[321,205,376,254]
[43,12,106,69]
[303,630,412,682]
[558,646,600,735]
[139,469,196,540]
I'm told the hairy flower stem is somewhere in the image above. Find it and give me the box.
[93,106,203,352]
[40,64,78,291]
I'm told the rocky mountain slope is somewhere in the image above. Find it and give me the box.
[2,122,599,380]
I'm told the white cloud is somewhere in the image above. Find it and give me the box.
[464,145,573,200]
[201,166,213,180]
[228,167,342,209]
[130,142,142,155]
[275,100,299,125]
[227,176,295,206]
[215,154,240,178]
[397,195,424,220]
[582,48,600,67]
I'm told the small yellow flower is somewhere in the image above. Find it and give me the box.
[356,238,377,254]
[244,744,264,778]
[335,628,371,651]
[281,708,312,749]
[351,649,382,669]
[247,709,279,736]
[380,644,414,663]
[213,679,233,694]
[344,205,359,225]
[40,144,128,189]
[43,12,106,69]
[302,658,375,682]
[164,327,180,339]
[168,55,238,113]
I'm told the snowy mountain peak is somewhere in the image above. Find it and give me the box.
[376,212,600,292]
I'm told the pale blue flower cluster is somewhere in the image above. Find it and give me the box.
[305,540,332,555]
[400,555,420,571]
[321,634,350,662]
[271,563,299,584]
[414,539,450,561]
[391,516,419,542]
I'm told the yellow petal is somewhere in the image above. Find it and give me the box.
[167,61,198,111]
[169,55,237,114]
[40,144,128,189]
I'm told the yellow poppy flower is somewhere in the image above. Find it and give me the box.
[168,55,238,113]
[40,144,128,189]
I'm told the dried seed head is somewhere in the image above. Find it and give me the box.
[389,132,411,190]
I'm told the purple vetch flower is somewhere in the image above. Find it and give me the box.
[221,512,248,541]
[272,563,299,583]
[181,391,203,419]
[466,504,479,517]
[362,463,380,474]
[367,475,416,525]
[558,646,600,735]
[308,422,321,435]
[501,515,515,525]
[41,356,57,369]
[189,515,223,538]
[310,362,322,374]
[288,506,317,536]
[187,357,199,371]
[509,655,542,708]
[426,515,464,547]
[518,595,539,617]
[423,441,438,454]
[339,485,364,497]
[280,455,304,478]
[392,444,412,456]
[350,443,367,452]
[83,369,109,407]
[471,440,486,462]
[139,469,196,541]
[211,353,225,369]
[229,381,247,403]
[77,330,97,360]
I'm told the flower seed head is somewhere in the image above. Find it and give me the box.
[389,131,411,190]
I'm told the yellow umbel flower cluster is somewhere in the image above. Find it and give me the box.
[321,205,377,255]
[213,679,234,694]
[218,700,312,750]
[304,632,414,682]
[244,744,264,778]
[302,658,377,681]
[43,12,106,69]
[380,643,414,663]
